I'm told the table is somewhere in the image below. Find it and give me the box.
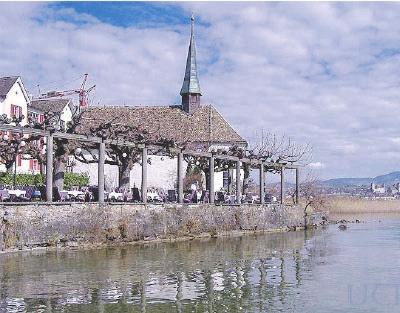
[66,190,85,198]
[108,191,124,201]
[147,191,162,202]
[8,189,26,197]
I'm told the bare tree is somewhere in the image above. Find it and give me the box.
[292,171,329,214]
[249,130,312,169]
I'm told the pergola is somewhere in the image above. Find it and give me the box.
[0,123,300,205]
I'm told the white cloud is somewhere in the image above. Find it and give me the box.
[2,2,400,179]
[308,162,326,169]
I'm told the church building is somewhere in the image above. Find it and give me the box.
[75,16,247,191]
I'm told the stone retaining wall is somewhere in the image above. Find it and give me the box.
[0,203,325,252]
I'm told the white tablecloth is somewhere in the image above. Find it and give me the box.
[147,192,162,201]
[8,190,26,197]
[108,192,123,200]
[66,190,85,198]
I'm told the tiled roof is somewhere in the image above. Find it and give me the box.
[78,105,247,147]
[30,98,72,113]
[0,76,19,97]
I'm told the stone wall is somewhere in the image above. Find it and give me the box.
[0,203,325,252]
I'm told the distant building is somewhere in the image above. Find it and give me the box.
[371,182,386,194]
[29,98,76,131]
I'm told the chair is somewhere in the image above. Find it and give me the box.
[0,190,10,202]
[38,186,46,201]
[59,191,69,202]
[52,187,61,202]
[31,189,42,201]
[167,190,177,202]
[90,186,99,202]
[200,190,209,203]
[131,187,141,202]
[216,192,225,204]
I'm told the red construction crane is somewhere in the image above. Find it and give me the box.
[36,74,96,108]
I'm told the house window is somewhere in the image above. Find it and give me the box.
[10,105,22,118]
[30,112,39,123]
[29,159,39,171]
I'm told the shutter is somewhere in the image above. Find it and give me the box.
[29,159,33,170]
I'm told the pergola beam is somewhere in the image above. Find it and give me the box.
[0,123,303,205]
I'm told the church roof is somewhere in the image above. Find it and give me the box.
[77,105,247,147]
[180,15,201,96]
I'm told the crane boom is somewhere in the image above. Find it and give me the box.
[34,74,96,107]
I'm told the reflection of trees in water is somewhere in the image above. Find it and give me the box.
[0,228,329,312]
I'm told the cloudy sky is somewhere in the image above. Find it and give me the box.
[1,2,400,179]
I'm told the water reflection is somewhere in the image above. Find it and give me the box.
[0,228,326,312]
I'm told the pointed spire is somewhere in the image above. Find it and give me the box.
[180,14,202,113]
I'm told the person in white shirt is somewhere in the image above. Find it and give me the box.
[190,181,198,203]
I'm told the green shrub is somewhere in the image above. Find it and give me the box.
[0,172,89,188]
[64,172,90,189]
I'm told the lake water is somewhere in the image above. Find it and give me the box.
[1,217,400,312]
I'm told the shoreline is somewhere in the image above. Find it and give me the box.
[0,225,308,256]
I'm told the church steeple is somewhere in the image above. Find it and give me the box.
[180,14,202,114]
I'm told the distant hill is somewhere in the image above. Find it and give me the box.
[323,171,400,187]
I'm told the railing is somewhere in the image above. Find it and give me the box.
[0,124,300,205]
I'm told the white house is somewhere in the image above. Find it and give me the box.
[0,76,31,173]
[27,98,77,173]
[0,76,77,174]
[29,98,76,131]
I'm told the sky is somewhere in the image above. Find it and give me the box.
[1,2,400,180]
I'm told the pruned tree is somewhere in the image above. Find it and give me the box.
[0,114,27,173]
[75,119,179,190]
[25,111,83,190]
[249,130,311,170]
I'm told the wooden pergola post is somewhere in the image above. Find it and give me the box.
[98,141,105,203]
[177,151,184,204]
[295,167,299,204]
[209,155,215,204]
[280,166,285,205]
[46,133,53,202]
[236,160,241,204]
[260,162,265,204]
[141,147,148,203]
